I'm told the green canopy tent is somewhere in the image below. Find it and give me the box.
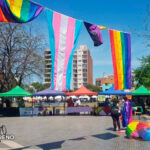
[0,86,32,97]
[132,85,150,96]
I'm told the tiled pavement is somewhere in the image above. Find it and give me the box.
[0,115,150,150]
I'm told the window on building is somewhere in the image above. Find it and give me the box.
[83,69,87,72]
[73,60,77,63]
[73,69,77,73]
[96,81,101,86]
[83,51,87,54]
[83,83,87,86]
[83,78,87,82]
[82,64,87,68]
[74,74,77,77]
[83,60,87,63]
[83,73,87,77]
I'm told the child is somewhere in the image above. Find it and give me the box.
[111,99,121,131]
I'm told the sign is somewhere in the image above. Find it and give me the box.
[19,108,39,116]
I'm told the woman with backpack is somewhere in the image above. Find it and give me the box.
[111,99,121,131]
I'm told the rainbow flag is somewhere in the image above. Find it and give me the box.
[46,9,82,91]
[109,29,131,90]
[0,0,43,23]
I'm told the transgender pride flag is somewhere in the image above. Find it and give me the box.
[46,9,82,91]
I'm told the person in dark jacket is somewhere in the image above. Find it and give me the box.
[111,99,121,131]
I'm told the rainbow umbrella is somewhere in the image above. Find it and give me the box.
[126,120,139,137]
[138,128,150,141]
[137,122,150,141]
[136,123,150,132]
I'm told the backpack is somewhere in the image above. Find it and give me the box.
[111,106,119,115]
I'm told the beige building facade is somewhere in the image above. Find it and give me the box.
[73,45,93,90]
[44,49,51,85]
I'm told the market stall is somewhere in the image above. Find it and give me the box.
[65,85,97,114]
[132,86,150,114]
[97,85,131,116]
[0,86,32,116]
[33,88,65,115]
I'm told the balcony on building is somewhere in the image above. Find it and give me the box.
[83,69,87,72]
[82,54,87,59]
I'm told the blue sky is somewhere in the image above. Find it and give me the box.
[30,0,150,84]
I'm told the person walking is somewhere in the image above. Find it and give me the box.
[111,99,121,131]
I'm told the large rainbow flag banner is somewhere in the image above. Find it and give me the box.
[46,9,82,91]
[0,0,43,23]
[109,29,131,90]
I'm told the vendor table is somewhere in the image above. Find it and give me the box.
[66,106,93,114]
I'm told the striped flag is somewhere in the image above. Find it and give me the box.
[0,0,43,23]
[109,29,131,90]
[46,9,82,91]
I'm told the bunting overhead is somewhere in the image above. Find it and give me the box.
[0,0,44,23]
[46,9,82,91]
[109,29,131,90]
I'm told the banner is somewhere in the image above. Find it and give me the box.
[109,29,131,90]
[0,0,43,23]
[46,9,82,91]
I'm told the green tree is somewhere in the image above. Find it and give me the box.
[134,56,150,89]
[86,84,102,92]
[31,82,50,92]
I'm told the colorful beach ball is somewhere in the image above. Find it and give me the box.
[126,120,139,137]
[137,123,150,141]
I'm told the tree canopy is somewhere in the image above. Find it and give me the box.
[134,55,150,89]
[85,84,102,92]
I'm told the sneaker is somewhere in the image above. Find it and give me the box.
[113,129,116,131]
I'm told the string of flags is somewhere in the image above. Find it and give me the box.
[0,0,43,23]
[0,0,131,91]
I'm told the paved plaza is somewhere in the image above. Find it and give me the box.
[0,115,150,150]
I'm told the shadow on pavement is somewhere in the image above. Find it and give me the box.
[92,132,119,140]
[11,140,65,150]
[36,140,65,150]
[11,146,30,150]
[69,137,86,141]
[106,127,114,131]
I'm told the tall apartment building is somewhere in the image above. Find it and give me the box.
[44,49,51,85]
[73,45,93,90]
